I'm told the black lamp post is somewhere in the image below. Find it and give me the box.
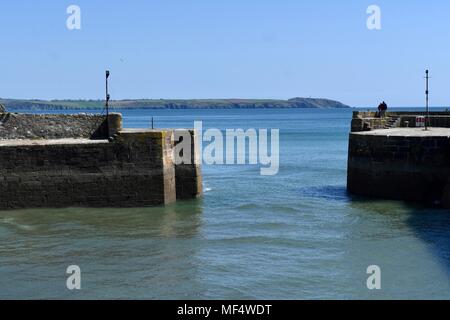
[425,69,429,131]
[105,70,110,136]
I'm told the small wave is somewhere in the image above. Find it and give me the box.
[268,205,299,214]
[298,185,350,202]
[204,187,213,192]
[209,235,303,247]
[234,203,299,214]
[236,203,260,210]
[0,217,35,231]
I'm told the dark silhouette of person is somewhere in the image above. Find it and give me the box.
[378,101,387,117]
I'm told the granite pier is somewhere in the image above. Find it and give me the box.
[0,109,202,210]
[348,111,450,207]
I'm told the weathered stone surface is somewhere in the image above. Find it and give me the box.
[174,129,202,200]
[0,112,122,140]
[351,111,450,132]
[347,128,450,207]
[0,114,201,210]
[0,104,5,113]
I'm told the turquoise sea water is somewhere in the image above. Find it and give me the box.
[0,108,449,299]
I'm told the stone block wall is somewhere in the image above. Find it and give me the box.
[351,111,450,132]
[0,112,122,140]
[351,117,388,132]
[347,133,450,206]
[0,127,202,210]
[174,129,203,200]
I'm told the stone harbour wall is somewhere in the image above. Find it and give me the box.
[174,129,203,200]
[0,113,202,210]
[351,111,450,132]
[347,132,450,207]
[0,112,122,140]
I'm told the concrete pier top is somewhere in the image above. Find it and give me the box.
[0,138,110,147]
[119,129,172,133]
[348,111,450,207]
[352,127,450,137]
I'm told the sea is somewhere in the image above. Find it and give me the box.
[0,108,449,299]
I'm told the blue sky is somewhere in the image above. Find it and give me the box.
[0,0,449,107]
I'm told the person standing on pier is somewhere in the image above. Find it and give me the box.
[378,101,388,117]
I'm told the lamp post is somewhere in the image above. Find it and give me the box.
[425,69,429,131]
[105,70,110,136]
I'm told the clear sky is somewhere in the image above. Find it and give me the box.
[0,0,449,107]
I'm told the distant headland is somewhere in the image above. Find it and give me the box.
[0,97,350,110]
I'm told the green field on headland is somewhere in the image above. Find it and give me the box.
[0,97,350,110]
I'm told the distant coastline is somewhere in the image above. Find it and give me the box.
[0,97,350,110]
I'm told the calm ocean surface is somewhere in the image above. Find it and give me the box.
[0,108,449,299]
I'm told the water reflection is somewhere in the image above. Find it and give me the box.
[349,197,450,275]
[0,199,205,299]
[0,199,204,239]
[406,207,450,273]
[299,184,450,294]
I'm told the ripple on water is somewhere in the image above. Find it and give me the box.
[298,185,351,202]
[0,217,35,231]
